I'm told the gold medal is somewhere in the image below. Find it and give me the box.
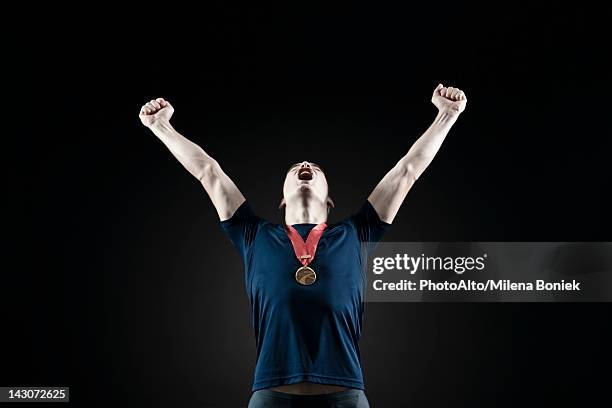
[295,266,317,286]
[286,222,327,286]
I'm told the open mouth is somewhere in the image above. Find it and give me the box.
[297,168,313,181]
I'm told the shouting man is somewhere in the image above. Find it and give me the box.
[139,84,467,408]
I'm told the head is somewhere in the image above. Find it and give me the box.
[280,161,334,217]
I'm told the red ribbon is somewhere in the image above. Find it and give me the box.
[285,223,328,266]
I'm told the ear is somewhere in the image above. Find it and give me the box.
[278,197,286,210]
[326,196,335,213]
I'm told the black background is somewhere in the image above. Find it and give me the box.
[5,3,611,407]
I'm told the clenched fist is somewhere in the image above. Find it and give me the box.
[431,84,467,115]
[139,97,174,128]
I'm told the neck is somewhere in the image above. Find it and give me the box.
[284,201,327,225]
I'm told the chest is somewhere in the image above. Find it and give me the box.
[246,225,365,305]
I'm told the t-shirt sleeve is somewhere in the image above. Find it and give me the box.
[219,201,262,260]
[349,200,392,255]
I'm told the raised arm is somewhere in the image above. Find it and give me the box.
[139,98,245,220]
[368,84,467,223]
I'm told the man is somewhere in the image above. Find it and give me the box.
[139,84,467,407]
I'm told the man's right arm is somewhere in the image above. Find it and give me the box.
[140,97,245,221]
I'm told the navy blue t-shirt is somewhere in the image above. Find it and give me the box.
[220,200,391,391]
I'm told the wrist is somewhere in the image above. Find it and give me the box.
[438,106,462,117]
[148,119,173,132]
[434,108,461,125]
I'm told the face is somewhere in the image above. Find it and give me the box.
[283,161,329,205]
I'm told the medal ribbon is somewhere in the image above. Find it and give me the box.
[286,223,328,267]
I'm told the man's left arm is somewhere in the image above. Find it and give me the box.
[368,84,467,223]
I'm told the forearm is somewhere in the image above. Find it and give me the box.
[399,109,459,179]
[148,120,216,180]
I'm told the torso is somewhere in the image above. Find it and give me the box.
[220,201,390,393]
[246,221,367,391]
[268,382,350,395]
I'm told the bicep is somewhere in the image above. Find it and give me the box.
[199,161,246,221]
[367,162,417,224]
